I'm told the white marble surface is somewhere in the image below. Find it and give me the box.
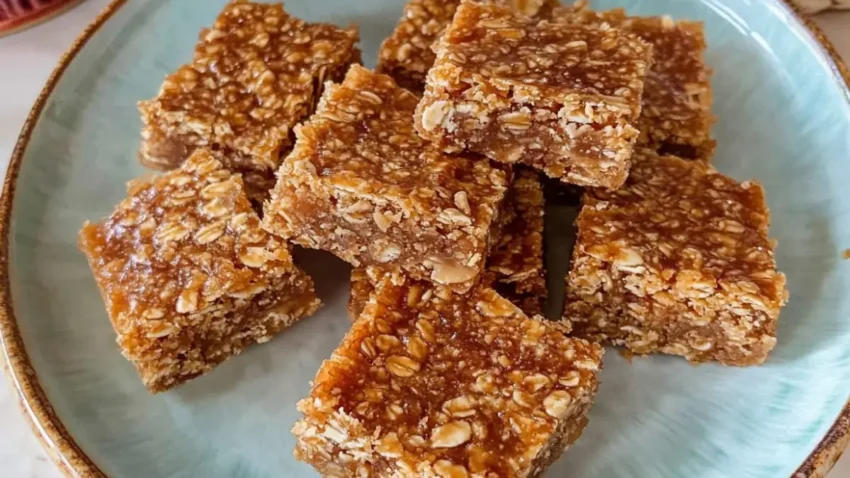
[0,1,849,477]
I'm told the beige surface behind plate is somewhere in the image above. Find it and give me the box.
[791,1,850,14]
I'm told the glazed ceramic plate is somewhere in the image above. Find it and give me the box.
[2,0,850,476]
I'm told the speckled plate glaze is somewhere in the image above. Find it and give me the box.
[2,0,850,477]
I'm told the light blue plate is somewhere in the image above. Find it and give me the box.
[2,0,850,477]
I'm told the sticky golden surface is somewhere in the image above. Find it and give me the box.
[415,1,653,189]
[79,149,320,391]
[564,149,787,365]
[555,2,715,159]
[264,66,509,292]
[296,273,602,477]
[376,0,558,93]
[138,0,359,191]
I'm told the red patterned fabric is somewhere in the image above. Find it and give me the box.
[0,0,80,34]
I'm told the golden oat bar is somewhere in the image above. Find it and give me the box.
[78,149,321,393]
[555,2,715,160]
[415,1,653,190]
[263,66,510,293]
[563,148,788,366]
[376,0,559,94]
[295,272,603,477]
[348,168,545,319]
[138,1,359,201]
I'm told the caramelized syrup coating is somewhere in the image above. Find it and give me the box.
[415,1,653,189]
[138,0,360,200]
[78,149,321,392]
[416,2,652,188]
[564,148,788,365]
[263,66,509,293]
[296,272,602,477]
[555,2,715,160]
[377,0,559,94]
[349,168,545,319]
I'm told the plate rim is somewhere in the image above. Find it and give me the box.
[0,0,847,477]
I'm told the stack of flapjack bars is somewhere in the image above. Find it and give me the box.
[77,1,788,476]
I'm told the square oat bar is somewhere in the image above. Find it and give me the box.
[563,148,788,366]
[414,1,653,189]
[377,0,558,94]
[138,0,359,201]
[78,149,321,392]
[348,168,546,319]
[263,65,510,293]
[295,272,603,477]
[555,2,715,160]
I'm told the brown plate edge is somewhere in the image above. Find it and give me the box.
[0,0,847,477]
[780,2,850,476]
[0,1,126,477]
